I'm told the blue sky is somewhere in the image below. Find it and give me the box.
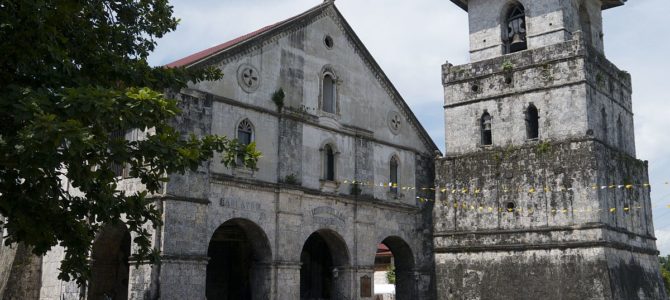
[148,0,670,255]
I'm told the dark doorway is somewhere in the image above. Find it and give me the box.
[206,219,272,300]
[375,236,415,300]
[89,223,131,300]
[300,230,350,300]
[301,233,333,299]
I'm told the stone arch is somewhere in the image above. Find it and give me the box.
[375,236,416,300]
[206,218,272,300]
[89,223,131,300]
[300,229,351,299]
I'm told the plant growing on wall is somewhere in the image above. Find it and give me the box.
[272,88,285,111]
[283,173,298,185]
[536,141,552,155]
[501,60,514,72]
[659,255,670,295]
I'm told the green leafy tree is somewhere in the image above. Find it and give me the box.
[386,265,396,284]
[0,0,260,284]
[661,255,670,294]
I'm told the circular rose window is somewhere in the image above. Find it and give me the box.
[387,111,402,134]
[237,64,260,93]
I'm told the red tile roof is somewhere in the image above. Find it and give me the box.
[165,23,280,68]
[165,2,330,68]
[376,243,392,256]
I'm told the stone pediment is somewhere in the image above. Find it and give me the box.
[167,1,439,154]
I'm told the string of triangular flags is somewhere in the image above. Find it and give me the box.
[337,179,670,209]
[341,179,662,194]
[427,202,642,213]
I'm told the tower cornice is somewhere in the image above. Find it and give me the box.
[449,0,626,12]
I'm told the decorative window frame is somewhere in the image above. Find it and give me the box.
[319,142,339,181]
[232,117,256,176]
[236,118,255,145]
[318,140,340,192]
[318,65,340,117]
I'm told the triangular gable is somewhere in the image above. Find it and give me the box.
[167,1,440,155]
[166,2,330,68]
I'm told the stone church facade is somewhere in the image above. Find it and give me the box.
[36,1,438,300]
[6,0,665,300]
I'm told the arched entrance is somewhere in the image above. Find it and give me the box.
[206,218,272,300]
[374,236,415,300]
[300,229,350,300]
[89,223,131,300]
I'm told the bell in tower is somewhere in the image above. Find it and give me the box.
[504,3,527,54]
[433,0,666,299]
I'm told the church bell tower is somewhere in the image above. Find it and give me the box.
[433,0,666,299]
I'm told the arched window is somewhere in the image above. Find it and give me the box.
[237,119,254,146]
[324,144,335,181]
[617,116,624,150]
[236,119,254,166]
[322,74,336,113]
[503,3,527,54]
[390,156,399,195]
[579,4,593,47]
[525,104,539,139]
[601,107,608,142]
[481,112,493,146]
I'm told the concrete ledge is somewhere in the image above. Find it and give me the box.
[434,240,659,255]
[434,222,656,240]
